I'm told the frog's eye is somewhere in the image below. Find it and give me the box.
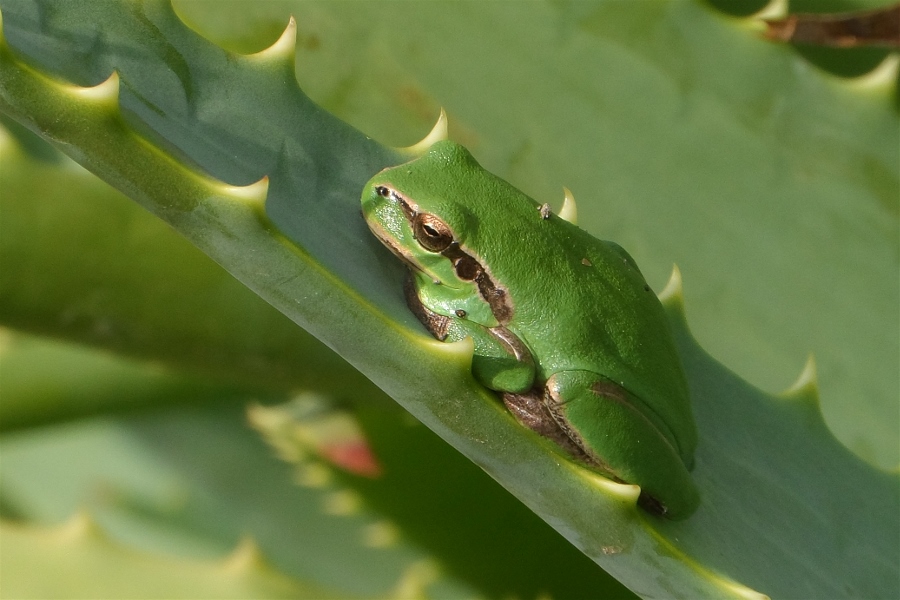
[412,213,454,252]
[375,186,391,197]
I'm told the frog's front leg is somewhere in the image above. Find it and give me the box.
[545,371,700,519]
[404,275,535,392]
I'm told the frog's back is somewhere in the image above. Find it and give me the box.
[399,142,696,460]
[512,219,696,463]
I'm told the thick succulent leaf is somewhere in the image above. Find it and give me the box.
[246,396,634,599]
[0,1,897,598]
[0,515,340,600]
[0,336,451,597]
[0,334,627,599]
[664,292,898,599]
[0,330,256,431]
[0,116,383,401]
[2,0,896,465]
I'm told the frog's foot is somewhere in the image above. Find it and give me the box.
[500,389,596,468]
[545,371,700,520]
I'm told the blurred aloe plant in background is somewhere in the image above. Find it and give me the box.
[0,0,897,598]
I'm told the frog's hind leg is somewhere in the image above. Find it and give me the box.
[545,371,700,519]
[501,389,595,465]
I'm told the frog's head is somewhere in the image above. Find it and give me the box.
[361,141,511,326]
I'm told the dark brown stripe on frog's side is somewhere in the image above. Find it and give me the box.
[439,242,513,325]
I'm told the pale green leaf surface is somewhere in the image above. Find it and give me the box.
[2,0,896,464]
[0,515,342,600]
[0,117,382,401]
[0,330,255,431]
[0,412,435,598]
[0,350,442,597]
[0,335,627,599]
[0,1,897,598]
[245,396,633,598]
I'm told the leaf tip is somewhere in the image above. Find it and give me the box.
[737,0,788,37]
[753,0,788,22]
[220,176,269,210]
[658,265,695,344]
[558,187,578,224]
[658,263,688,314]
[845,53,900,91]
[723,581,771,600]
[56,510,106,543]
[247,16,297,64]
[70,71,121,106]
[294,462,333,488]
[362,520,400,548]
[322,490,363,516]
[400,108,449,155]
[221,536,266,573]
[426,334,476,370]
[579,469,642,505]
[781,354,820,404]
[389,560,440,599]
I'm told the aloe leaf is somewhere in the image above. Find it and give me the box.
[0,334,627,599]
[0,331,255,431]
[0,116,382,401]
[0,514,343,599]
[0,336,454,597]
[0,1,897,598]
[245,396,633,598]
[2,0,896,465]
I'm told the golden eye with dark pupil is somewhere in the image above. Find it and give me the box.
[454,256,480,281]
[375,186,390,197]
[412,213,453,252]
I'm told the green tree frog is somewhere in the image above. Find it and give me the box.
[361,140,699,519]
